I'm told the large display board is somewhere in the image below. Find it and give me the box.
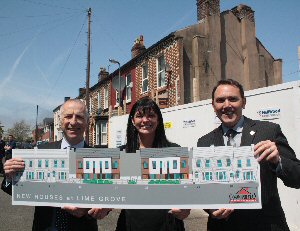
[12,147,261,209]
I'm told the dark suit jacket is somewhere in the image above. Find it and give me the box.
[1,140,98,231]
[197,117,300,231]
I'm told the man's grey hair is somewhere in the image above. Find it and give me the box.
[59,99,89,123]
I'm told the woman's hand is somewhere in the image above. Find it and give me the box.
[169,208,191,220]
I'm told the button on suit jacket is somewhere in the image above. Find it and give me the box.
[197,117,300,231]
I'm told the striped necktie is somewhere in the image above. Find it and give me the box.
[226,129,237,147]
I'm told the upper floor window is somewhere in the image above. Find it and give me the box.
[97,91,101,110]
[89,96,92,113]
[112,160,118,169]
[126,74,132,102]
[100,121,108,145]
[104,87,108,109]
[181,160,186,168]
[115,90,120,107]
[142,64,148,93]
[157,55,166,88]
[38,160,42,168]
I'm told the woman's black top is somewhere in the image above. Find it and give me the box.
[115,142,185,231]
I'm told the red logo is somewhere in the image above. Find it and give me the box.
[229,187,257,203]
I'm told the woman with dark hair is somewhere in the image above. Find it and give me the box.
[116,97,190,231]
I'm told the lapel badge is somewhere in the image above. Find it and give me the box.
[250,130,255,136]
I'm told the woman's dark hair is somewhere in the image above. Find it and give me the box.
[125,97,170,152]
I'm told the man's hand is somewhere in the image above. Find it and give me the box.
[4,158,25,179]
[209,209,234,220]
[62,206,89,218]
[169,209,191,220]
[254,140,280,164]
[88,208,112,220]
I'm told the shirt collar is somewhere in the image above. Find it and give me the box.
[222,116,245,135]
[61,136,85,149]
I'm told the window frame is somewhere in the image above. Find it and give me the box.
[142,64,148,93]
[157,55,166,88]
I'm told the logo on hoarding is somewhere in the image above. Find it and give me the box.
[183,119,196,128]
[164,122,173,129]
[257,108,280,119]
[229,187,257,203]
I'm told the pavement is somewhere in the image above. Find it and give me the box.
[0,177,208,231]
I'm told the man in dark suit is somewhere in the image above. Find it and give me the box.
[2,99,110,231]
[197,79,300,231]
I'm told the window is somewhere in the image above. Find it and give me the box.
[152,161,156,169]
[246,159,251,167]
[204,172,212,181]
[59,172,66,180]
[196,160,201,168]
[26,172,34,180]
[205,160,210,168]
[142,64,148,93]
[100,121,108,145]
[37,172,44,180]
[78,161,83,169]
[29,160,33,167]
[113,160,118,169]
[217,160,222,168]
[105,161,109,169]
[226,158,231,167]
[216,171,226,180]
[126,74,132,102]
[86,161,90,169]
[157,55,166,87]
[45,160,49,168]
[243,171,254,180]
[173,160,177,169]
[97,91,101,109]
[237,159,242,168]
[104,87,108,109]
[143,161,148,169]
[38,160,42,168]
[181,160,186,168]
[54,160,58,168]
[61,160,65,168]
[115,90,120,106]
[89,96,92,113]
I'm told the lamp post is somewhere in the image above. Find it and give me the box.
[109,59,121,108]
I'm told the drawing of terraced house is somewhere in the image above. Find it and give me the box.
[13,149,69,182]
[71,147,190,184]
[192,146,258,183]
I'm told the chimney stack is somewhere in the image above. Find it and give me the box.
[196,0,220,22]
[79,88,86,96]
[64,97,70,102]
[131,35,146,58]
[98,67,109,82]
[231,4,255,24]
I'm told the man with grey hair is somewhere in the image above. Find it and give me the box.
[2,99,110,231]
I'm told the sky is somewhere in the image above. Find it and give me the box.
[1,0,300,131]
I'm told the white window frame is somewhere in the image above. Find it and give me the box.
[142,64,148,93]
[95,121,100,145]
[126,74,132,103]
[104,87,108,109]
[100,121,108,145]
[97,91,101,110]
[157,55,166,88]
[115,90,120,108]
[89,96,92,113]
